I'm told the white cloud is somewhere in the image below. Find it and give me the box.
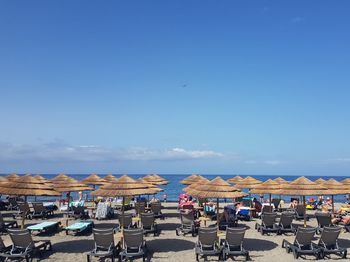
[0,141,224,163]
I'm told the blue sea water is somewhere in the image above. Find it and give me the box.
[1,174,349,203]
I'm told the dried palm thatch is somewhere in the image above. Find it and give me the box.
[51,173,71,182]
[234,176,262,189]
[274,177,288,184]
[52,177,93,192]
[104,174,118,182]
[279,176,328,196]
[227,175,244,184]
[92,175,160,197]
[315,178,327,184]
[341,178,350,185]
[6,173,19,181]
[180,174,206,185]
[81,173,106,185]
[0,175,60,196]
[0,176,8,182]
[250,179,282,194]
[142,174,168,185]
[137,178,164,193]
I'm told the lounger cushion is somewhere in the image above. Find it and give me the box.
[27,221,59,231]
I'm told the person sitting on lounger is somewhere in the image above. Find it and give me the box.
[289,198,299,209]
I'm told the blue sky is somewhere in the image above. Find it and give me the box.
[0,1,350,175]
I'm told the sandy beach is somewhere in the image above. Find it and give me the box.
[1,202,350,261]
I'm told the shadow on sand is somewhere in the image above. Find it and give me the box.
[146,238,195,261]
[54,240,94,253]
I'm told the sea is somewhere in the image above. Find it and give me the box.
[1,174,349,203]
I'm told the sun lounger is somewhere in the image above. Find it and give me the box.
[0,228,51,261]
[294,205,309,221]
[118,213,134,229]
[119,228,148,262]
[255,212,280,235]
[135,202,146,216]
[0,212,18,233]
[176,211,199,237]
[318,226,347,259]
[278,212,296,235]
[28,202,53,220]
[195,227,221,261]
[219,206,238,231]
[222,227,249,261]
[66,221,94,235]
[282,227,322,259]
[27,221,60,234]
[87,228,119,262]
[141,213,158,236]
[150,202,164,220]
[315,212,333,234]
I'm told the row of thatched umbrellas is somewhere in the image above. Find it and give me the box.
[180,174,350,227]
[0,173,168,229]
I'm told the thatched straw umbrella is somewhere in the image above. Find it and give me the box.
[314,178,327,184]
[184,177,247,229]
[250,179,283,207]
[82,173,106,188]
[274,177,288,184]
[143,175,168,185]
[0,175,60,227]
[0,176,8,183]
[92,175,160,236]
[104,174,118,182]
[319,178,350,213]
[6,173,19,181]
[227,175,243,184]
[51,173,71,182]
[279,176,328,227]
[180,174,201,185]
[234,176,263,196]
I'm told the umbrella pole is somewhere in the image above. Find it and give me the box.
[269,194,272,207]
[331,195,335,214]
[92,185,95,201]
[303,196,306,228]
[216,198,219,229]
[122,196,125,248]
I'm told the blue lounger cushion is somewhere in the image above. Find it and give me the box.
[66,221,92,231]
[27,221,59,231]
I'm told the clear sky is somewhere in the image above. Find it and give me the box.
[0,1,350,175]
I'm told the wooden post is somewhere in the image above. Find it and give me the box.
[331,195,335,214]
[216,198,219,229]
[303,196,307,227]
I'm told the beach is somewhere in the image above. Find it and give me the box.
[1,202,350,261]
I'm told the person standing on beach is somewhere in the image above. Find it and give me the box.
[163,194,167,202]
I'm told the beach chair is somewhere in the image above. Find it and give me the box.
[219,206,238,231]
[28,202,53,220]
[282,227,322,259]
[7,199,19,211]
[135,202,146,216]
[66,220,94,235]
[0,212,18,233]
[87,228,119,262]
[255,212,280,235]
[176,211,199,237]
[27,221,60,235]
[71,206,89,220]
[272,198,281,211]
[150,202,164,219]
[278,212,296,235]
[317,226,347,259]
[119,228,147,262]
[0,236,11,252]
[294,205,309,221]
[118,213,134,229]
[0,228,51,261]
[315,212,333,234]
[14,202,30,219]
[222,227,249,261]
[195,227,221,261]
[140,213,158,236]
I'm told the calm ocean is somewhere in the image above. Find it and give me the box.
[2,174,349,203]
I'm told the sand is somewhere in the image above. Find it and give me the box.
[1,202,350,261]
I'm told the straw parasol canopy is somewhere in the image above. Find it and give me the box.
[0,176,8,183]
[250,179,283,207]
[34,175,47,181]
[341,178,350,185]
[180,174,201,185]
[319,178,350,213]
[274,177,288,184]
[6,173,19,181]
[234,176,262,189]
[51,173,71,182]
[52,177,93,193]
[0,175,60,196]
[143,174,168,185]
[227,175,244,184]
[138,178,164,193]
[315,178,327,184]
[92,175,160,197]
[104,174,118,182]
[81,173,106,186]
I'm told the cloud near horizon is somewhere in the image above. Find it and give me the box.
[0,141,224,163]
